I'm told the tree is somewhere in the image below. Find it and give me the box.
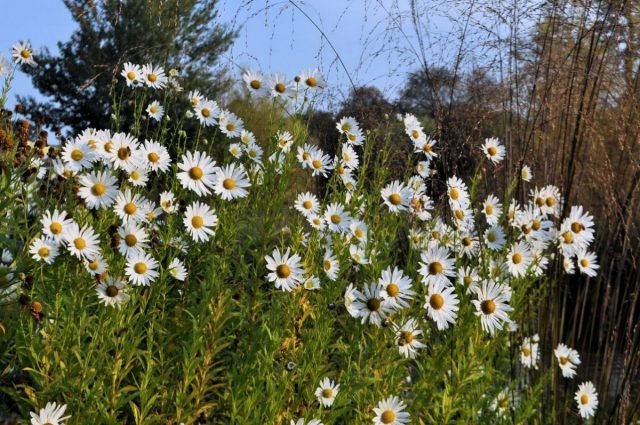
[20,0,236,133]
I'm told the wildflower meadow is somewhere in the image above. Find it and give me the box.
[0,2,639,424]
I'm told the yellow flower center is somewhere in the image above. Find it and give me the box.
[545,197,556,207]
[222,178,236,190]
[124,202,137,215]
[481,299,496,314]
[532,219,541,231]
[323,260,331,271]
[348,133,357,142]
[276,264,291,278]
[117,147,130,160]
[423,143,431,153]
[250,80,261,90]
[499,398,509,409]
[487,146,497,156]
[37,247,50,258]
[148,73,157,83]
[386,283,400,297]
[450,188,460,200]
[88,259,99,270]
[463,276,472,286]
[580,258,589,268]
[106,285,119,297]
[389,193,402,206]
[341,123,351,132]
[462,237,472,247]
[88,139,97,149]
[73,238,86,250]
[226,122,236,132]
[354,228,364,239]
[454,209,465,220]
[149,106,158,114]
[189,166,204,180]
[70,149,84,161]
[92,182,106,196]
[381,410,396,424]
[399,330,414,345]
[571,222,584,233]
[275,83,286,93]
[522,347,531,357]
[191,216,204,229]
[322,388,333,398]
[104,141,114,153]
[306,77,317,87]
[130,170,141,181]
[562,231,574,244]
[485,204,494,215]
[487,232,497,243]
[411,129,420,140]
[330,214,341,224]
[429,261,443,275]
[20,49,31,59]
[124,234,137,247]
[50,222,63,235]
[302,200,313,210]
[430,293,445,310]
[134,262,147,274]
[126,71,136,81]
[512,253,523,264]
[312,159,322,169]
[559,356,569,365]
[580,394,589,405]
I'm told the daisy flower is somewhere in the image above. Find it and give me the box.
[307,214,325,230]
[117,222,149,258]
[419,246,456,286]
[0,53,12,76]
[243,69,264,93]
[302,275,320,290]
[114,189,149,224]
[336,116,360,135]
[177,151,218,196]
[188,90,204,108]
[349,244,369,265]
[563,205,595,248]
[245,141,264,164]
[77,170,118,210]
[484,225,506,251]
[576,248,599,277]
[481,137,506,164]
[275,130,294,152]
[349,220,368,245]
[472,280,513,335]
[160,191,177,213]
[141,63,167,89]
[322,250,340,281]
[213,163,251,200]
[483,194,502,226]
[299,68,325,90]
[146,100,164,121]
[127,165,149,187]
[345,128,364,146]
[381,180,412,213]
[218,110,244,138]
[96,277,129,308]
[229,143,243,159]
[425,280,459,330]
[51,159,76,180]
[554,343,581,378]
[265,247,304,292]
[352,283,391,327]
[506,241,533,278]
[12,41,36,66]
[125,252,159,286]
[373,396,410,425]
[41,210,74,243]
[183,201,218,242]
[108,132,141,171]
[393,318,427,359]
[294,192,320,217]
[29,401,69,425]
[61,138,94,172]
[168,258,187,281]
[308,151,334,178]
[121,62,142,87]
[520,334,540,369]
[194,99,220,127]
[63,223,101,260]
[324,203,351,234]
[379,266,414,310]
[491,389,518,417]
[413,137,438,161]
[315,377,339,407]
[84,254,107,276]
[575,381,598,419]
[344,283,362,318]
[268,73,291,99]
[457,265,480,294]
[29,237,59,264]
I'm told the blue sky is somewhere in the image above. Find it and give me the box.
[0,1,474,114]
